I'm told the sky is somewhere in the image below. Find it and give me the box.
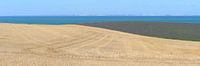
[0,0,200,16]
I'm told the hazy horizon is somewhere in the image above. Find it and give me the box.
[0,0,200,16]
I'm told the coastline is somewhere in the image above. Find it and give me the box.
[80,22,200,41]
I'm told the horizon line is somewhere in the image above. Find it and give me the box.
[1,15,200,17]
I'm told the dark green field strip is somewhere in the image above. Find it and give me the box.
[79,22,200,41]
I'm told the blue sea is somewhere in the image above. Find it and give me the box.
[0,16,200,24]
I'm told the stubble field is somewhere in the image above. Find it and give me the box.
[0,24,200,66]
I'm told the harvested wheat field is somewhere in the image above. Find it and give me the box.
[0,23,200,66]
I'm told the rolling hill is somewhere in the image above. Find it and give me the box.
[0,23,200,66]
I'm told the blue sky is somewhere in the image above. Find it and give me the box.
[0,0,200,16]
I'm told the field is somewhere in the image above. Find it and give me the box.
[0,23,200,66]
[80,22,200,41]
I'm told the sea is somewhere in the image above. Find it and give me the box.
[0,16,200,24]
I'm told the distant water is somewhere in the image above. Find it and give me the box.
[0,16,200,24]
